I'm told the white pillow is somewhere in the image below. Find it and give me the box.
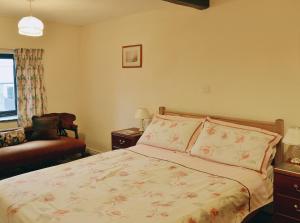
[190,118,281,174]
[137,114,203,152]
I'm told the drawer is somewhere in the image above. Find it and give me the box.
[275,173,300,198]
[274,194,300,220]
[112,135,132,149]
[273,214,300,223]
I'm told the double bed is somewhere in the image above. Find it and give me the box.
[0,107,284,223]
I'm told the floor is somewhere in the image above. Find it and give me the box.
[249,211,272,223]
[0,153,274,223]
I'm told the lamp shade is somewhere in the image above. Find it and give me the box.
[18,16,44,37]
[283,127,300,146]
[134,108,150,120]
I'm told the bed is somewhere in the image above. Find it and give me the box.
[0,107,284,223]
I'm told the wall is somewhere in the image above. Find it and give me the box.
[79,0,300,152]
[0,16,82,130]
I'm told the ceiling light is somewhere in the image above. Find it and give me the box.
[18,0,44,37]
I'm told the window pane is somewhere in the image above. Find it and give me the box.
[0,58,16,112]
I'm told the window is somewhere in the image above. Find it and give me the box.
[0,54,17,118]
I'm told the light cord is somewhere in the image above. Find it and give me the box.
[29,0,32,16]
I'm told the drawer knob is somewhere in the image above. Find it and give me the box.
[294,204,300,212]
[119,139,126,145]
[294,184,300,192]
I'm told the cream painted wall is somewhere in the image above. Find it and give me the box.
[0,16,82,130]
[79,0,300,152]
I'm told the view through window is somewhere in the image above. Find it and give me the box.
[0,54,17,117]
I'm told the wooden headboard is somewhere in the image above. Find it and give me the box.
[158,106,284,165]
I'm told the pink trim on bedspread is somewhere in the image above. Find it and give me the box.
[128,149,252,212]
[129,144,273,213]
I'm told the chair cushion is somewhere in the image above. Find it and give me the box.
[0,137,86,169]
[0,128,26,148]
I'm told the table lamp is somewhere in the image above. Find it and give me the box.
[134,108,150,132]
[283,127,300,165]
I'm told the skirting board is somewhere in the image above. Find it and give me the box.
[86,147,103,155]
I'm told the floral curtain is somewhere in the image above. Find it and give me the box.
[14,48,47,127]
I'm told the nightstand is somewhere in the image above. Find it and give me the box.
[111,128,142,150]
[274,163,300,223]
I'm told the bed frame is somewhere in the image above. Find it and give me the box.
[158,106,284,165]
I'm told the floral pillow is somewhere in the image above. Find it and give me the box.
[0,128,26,148]
[137,114,203,152]
[190,118,281,174]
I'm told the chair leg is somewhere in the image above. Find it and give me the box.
[75,129,79,139]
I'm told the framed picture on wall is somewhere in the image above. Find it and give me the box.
[122,44,142,68]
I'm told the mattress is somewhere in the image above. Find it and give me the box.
[0,144,273,223]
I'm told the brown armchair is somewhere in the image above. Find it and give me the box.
[0,112,86,171]
[25,113,79,140]
[42,113,79,138]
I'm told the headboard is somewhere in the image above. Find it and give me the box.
[158,106,284,165]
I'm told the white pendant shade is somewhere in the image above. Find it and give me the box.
[18,16,44,37]
[134,108,150,120]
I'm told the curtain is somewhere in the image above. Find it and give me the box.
[14,48,47,127]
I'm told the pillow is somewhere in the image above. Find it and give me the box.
[31,116,60,140]
[190,118,281,174]
[0,128,26,148]
[137,114,203,152]
[157,114,206,151]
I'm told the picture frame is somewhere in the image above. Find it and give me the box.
[122,44,142,68]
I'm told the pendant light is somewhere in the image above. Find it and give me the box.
[18,0,44,37]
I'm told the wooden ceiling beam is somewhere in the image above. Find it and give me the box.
[162,0,209,10]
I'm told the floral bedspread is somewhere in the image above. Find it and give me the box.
[0,148,255,223]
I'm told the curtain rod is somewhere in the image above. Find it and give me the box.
[0,48,14,53]
[0,48,45,51]
[0,48,14,51]
[0,48,44,54]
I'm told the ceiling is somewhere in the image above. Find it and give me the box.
[0,0,168,26]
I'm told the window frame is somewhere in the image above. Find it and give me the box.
[0,53,17,118]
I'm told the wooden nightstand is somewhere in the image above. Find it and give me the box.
[274,163,300,223]
[111,128,142,150]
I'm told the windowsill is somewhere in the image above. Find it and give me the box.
[0,115,17,122]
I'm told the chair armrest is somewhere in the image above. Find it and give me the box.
[37,113,79,139]
[64,124,79,139]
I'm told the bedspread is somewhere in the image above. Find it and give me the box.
[0,145,272,223]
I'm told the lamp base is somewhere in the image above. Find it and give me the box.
[139,119,145,132]
[290,157,300,165]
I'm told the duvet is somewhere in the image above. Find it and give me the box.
[0,144,272,223]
